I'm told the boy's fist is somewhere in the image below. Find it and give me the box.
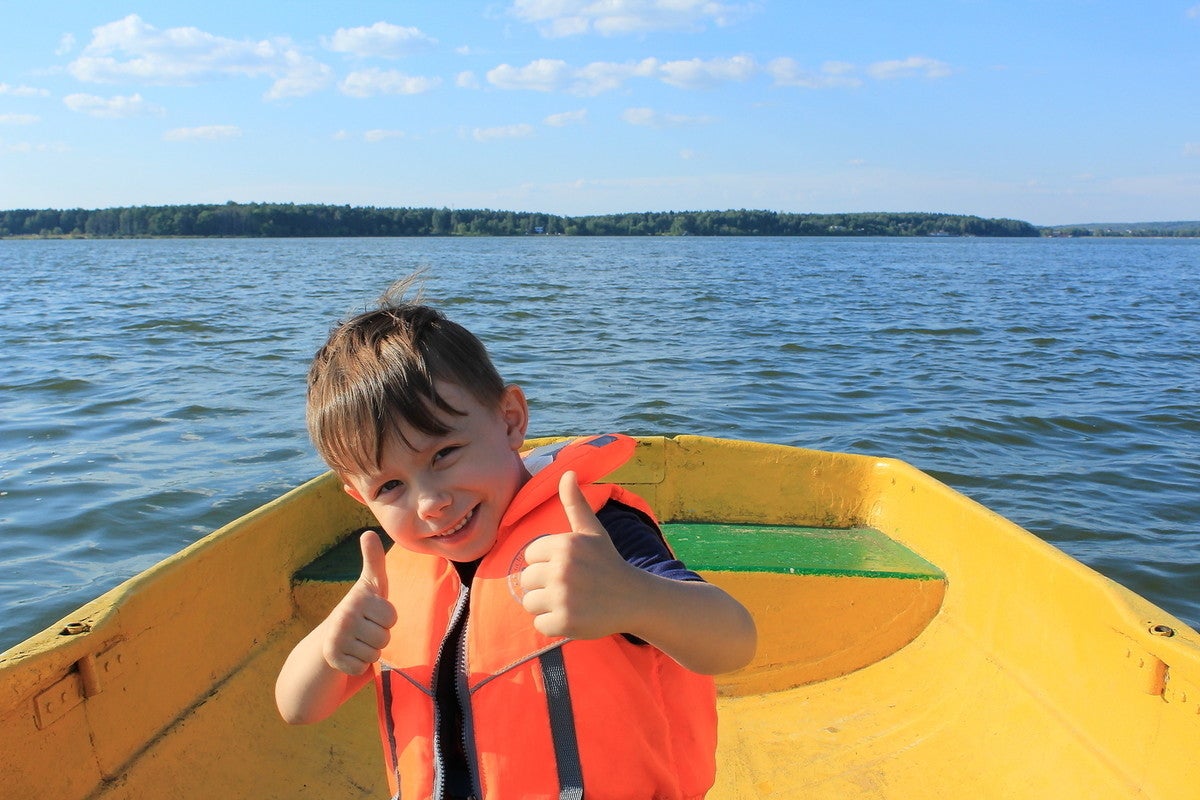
[519,471,638,640]
[322,530,398,675]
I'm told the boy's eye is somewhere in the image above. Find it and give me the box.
[434,445,460,462]
[376,479,403,497]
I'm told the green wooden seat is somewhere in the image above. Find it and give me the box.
[294,523,944,583]
[661,523,944,580]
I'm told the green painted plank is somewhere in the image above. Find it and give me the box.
[294,527,386,583]
[663,523,944,580]
[296,524,943,582]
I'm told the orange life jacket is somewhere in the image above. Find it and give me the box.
[372,434,717,800]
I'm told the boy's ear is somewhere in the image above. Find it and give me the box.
[343,483,367,505]
[501,384,530,447]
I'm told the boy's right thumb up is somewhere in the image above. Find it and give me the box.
[359,530,389,597]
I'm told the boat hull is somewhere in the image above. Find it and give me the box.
[1,436,1196,798]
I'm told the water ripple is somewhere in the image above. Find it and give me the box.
[1,236,1199,647]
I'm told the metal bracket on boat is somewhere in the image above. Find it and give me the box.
[33,641,127,730]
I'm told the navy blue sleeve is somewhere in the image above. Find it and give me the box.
[596,500,704,583]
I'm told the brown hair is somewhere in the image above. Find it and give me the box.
[306,277,505,475]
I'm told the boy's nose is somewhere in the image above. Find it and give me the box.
[416,486,452,519]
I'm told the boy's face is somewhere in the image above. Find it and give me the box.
[341,381,530,563]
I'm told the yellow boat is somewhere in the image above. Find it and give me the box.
[2,436,1197,798]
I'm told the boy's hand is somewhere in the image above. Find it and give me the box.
[519,471,640,639]
[516,472,757,675]
[321,531,398,675]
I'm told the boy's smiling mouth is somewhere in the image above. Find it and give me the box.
[430,506,475,539]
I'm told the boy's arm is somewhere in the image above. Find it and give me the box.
[519,473,757,676]
[275,532,397,724]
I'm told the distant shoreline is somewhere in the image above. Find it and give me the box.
[2,203,1197,238]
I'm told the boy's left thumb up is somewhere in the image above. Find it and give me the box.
[358,529,389,597]
[558,470,607,536]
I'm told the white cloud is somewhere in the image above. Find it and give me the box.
[658,55,756,89]
[1184,142,1200,157]
[766,56,951,87]
[473,123,535,142]
[487,59,571,92]
[0,83,50,97]
[488,53,945,96]
[364,129,407,142]
[56,33,77,56]
[867,56,952,80]
[524,10,588,38]
[621,107,657,126]
[325,22,436,58]
[621,107,715,127]
[509,0,755,37]
[0,113,39,125]
[456,71,481,89]
[63,92,163,118]
[340,68,441,97]
[67,14,332,100]
[163,125,242,141]
[1,140,69,154]
[544,108,588,126]
[1188,4,1200,19]
[571,57,659,95]
[489,56,740,95]
[265,54,336,100]
[766,58,861,89]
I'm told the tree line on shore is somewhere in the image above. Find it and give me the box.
[1041,221,1200,237]
[0,203,1045,238]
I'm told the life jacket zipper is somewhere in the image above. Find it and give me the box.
[431,583,471,800]
[457,608,484,799]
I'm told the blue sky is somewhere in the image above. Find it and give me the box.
[1,1,1198,226]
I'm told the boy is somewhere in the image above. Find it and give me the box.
[276,280,757,800]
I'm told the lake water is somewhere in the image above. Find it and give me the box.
[1,236,1198,651]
